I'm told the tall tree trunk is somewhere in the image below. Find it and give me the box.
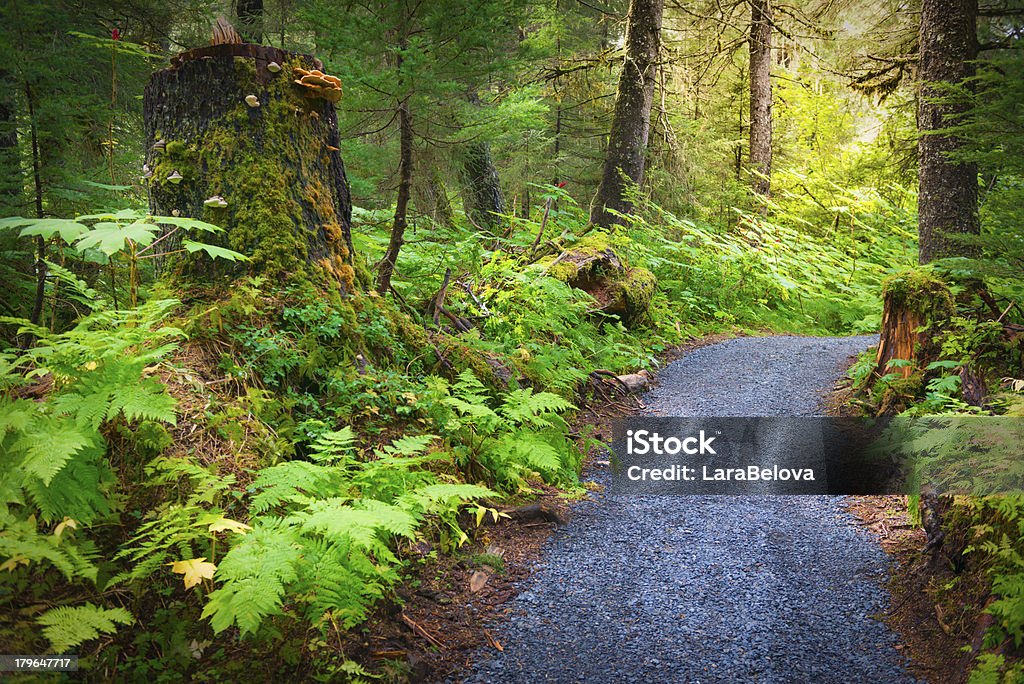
[25,82,45,327]
[377,99,413,293]
[0,70,20,212]
[413,162,455,229]
[236,0,264,44]
[459,93,504,230]
[144,44,354,292]
[460,140,505,230]
[749,0,772,200]
[917,0,979,264]
[591,0,664,228]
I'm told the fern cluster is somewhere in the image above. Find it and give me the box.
[196,427,492,636]
[0,301,182,653]
[427,369,579,489]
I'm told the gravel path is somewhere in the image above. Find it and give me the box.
[456,336,919,684]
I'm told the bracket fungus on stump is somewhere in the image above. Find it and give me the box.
[143,43,354,294]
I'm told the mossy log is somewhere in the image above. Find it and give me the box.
[543,233,655,328]
[143,44,354,292]
[873,269,953,380]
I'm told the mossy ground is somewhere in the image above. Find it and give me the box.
[881,269,955,320]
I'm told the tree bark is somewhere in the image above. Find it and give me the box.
[0,69,20,212]
[413,163,455,229]
[749,0,772,200]
[590,0,663,229]
[236,0,264,44]
[460,140,505,230]
[376,99,413,293]
[917,0,979,264]
[143,44,354,292]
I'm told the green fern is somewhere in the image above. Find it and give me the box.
[308,426,357,464]
[250,461,347,514]
[202,428,495,637]
[498,388,574,427]
[36,604,133,653]
[0,513,99,582]
[202,523,302,635]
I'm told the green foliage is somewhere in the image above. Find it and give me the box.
[37,604,134,654]
[0,301,182,651]
[429,369,578,489]
[203,430,494,636]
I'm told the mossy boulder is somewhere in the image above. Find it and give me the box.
[541,232,655,328]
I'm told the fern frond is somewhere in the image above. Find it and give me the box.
[309,426,356,464]
[250,461,346,514]
[203,523,302,635]
[295,498,418,547]
[498,389,574,427]
[452,368,490,404]
[444,396,499,424]
[377,433,436,457]
[105,377,177,425]
[23,456,111,524]
[297,538,384,628]
[0,516,99,582]
[36,604,132,653]
[490,432,564,475]
[0,399,34,436]
[15,418,97,486]
[403,483,496,513]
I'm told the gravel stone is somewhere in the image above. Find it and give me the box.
[453,336,919,684]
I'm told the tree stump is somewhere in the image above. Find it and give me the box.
[143,44,354,292]
[541,233,655,328]
[873,269,954,380]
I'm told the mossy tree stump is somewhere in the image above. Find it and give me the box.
[873,270,954,380]
[143,44,354,293]
[542,233,655,328]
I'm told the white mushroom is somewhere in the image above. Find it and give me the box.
[204,195,228,208]
[245,94,260,108]
[167,170,183,184]
[151,138,166,153]
[267,61,281,73]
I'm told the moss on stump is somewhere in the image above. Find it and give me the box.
[542,233,655,328]
[873,268,954,383]
[143,44,354,294]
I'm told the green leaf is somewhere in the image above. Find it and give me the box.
[182,239,248,261]
[74,221,157,255]
[105,378,178,425]
[153,216,224,233]
[17,420,95,485]
[8,218,90,243]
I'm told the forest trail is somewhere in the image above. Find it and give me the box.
[456,336,919,684]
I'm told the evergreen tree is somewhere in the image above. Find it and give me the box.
[591,0,664,228]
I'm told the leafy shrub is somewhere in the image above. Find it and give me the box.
[427,369,579,489]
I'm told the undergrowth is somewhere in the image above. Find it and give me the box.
[0,185,914,680]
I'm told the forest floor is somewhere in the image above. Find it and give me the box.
[440,335,922,683]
